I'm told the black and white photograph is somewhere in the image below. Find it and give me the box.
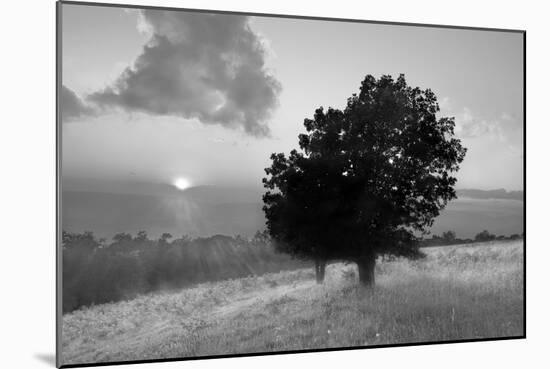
[57,1,524,367]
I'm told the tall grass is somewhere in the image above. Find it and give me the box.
[62,240,524,365]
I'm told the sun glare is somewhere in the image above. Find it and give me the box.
[173,177,191,191]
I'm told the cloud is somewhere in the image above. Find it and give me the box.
[60,85,95,122]
[452,107,505,141]
[439,99,522,158]
[439,99,502,139]
[88,10,281,136]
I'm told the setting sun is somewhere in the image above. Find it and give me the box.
[173,177,191,191]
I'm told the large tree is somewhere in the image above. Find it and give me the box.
[262,74,466,286]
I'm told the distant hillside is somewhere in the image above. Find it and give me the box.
[456,189,523,201]
[62,185,524,240]
[429,196,523,238]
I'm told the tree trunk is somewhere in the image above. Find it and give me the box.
[357,251,376,287]
[315,259,326,284]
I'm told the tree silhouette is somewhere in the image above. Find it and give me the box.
[262,74,466,286]
[112,232,132,243]
[159,232,173,244]
[62,230,100,251]
[135,230,149,242]
[442,230,457,244]
[475,230,496,242]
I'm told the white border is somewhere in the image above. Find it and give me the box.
[1,1,546,368]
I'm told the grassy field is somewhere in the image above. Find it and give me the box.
[61,240,524,365]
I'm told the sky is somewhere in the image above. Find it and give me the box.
[61,3,524,193]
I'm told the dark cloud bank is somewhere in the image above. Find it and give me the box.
[80,10,281,136]
[60,85,95,122]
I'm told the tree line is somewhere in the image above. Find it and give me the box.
[419,230,524,247]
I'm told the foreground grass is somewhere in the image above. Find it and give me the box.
[62,240,524,365]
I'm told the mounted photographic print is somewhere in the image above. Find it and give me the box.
[57,1,525,367]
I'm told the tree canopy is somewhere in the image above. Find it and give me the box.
[262,74,466,285]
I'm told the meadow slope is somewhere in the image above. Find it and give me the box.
[61,240,524,366]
